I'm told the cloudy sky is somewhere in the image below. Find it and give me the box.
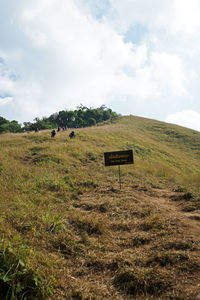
[0,0,200,131]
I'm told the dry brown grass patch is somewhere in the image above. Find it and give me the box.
[114,266,171,296]
[140,214,166,232]
[70,214,106,236]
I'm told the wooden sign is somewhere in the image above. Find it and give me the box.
[104,150,134,166]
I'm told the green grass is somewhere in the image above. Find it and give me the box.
[0,116,200,299]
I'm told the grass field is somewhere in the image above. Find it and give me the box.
[0,116,200,299]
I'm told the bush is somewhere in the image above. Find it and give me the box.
[0,238,49,299]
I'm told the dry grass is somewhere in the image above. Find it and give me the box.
[0,117,200,299]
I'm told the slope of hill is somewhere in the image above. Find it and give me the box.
[0,116,200,299]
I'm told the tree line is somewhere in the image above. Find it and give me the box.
[0,105,119,133]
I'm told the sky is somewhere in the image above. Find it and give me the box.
[0,0,200,131]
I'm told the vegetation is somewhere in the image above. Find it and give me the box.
[46,104,118,129]
[0,236,49,299]
[0,115,200,299]
[0,116,22,134]
[0,105,118,133]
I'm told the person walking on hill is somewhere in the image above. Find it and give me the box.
[69,131,75,139]
[51,129,56,138]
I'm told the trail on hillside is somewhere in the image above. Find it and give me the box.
[148,188,200,240]
[56,183,200,300]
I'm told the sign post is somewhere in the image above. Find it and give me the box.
[118,165,121,190]
[104,150,134,189]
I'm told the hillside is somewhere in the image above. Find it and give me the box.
[0,116,200,299]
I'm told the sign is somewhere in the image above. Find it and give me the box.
[104,150,134,167]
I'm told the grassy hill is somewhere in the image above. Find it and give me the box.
[0,116,200,299]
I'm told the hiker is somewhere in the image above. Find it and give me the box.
[51,129,56,138]
[69,131,75,139]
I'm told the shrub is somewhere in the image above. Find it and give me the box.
[0,238,49,299]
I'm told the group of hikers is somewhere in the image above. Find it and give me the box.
[51,127,75,139]
[34,126,76,139]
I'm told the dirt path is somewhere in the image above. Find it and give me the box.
[58,184,200,299]
[147,188,200,240]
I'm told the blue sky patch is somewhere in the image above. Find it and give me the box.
[0,94,12,99]
[124,24,148,44]
[0,57,5,64]
[87,0,111,19]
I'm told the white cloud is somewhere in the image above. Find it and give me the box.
[109,0,173,33]
[149,52,187,96]
[110,0,200,35]
[0,97,13,106]
[171,0,200,34]
[0,0,200,124]
[0,57,16,98]
[2,0,159,121]
[166,110,200,132]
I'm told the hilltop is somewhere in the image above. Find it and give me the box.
[0,105,118,133]
[0,116,200,299]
